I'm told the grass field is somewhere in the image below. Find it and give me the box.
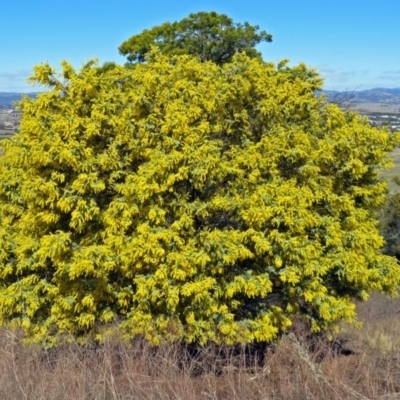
[0,129,14,141]
[382,147,400,193]
[350,102,400,114]
[0,295,399,400]
[0,129,14,134]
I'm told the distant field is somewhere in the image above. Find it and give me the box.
[0,128,15,142]
[350,102,400,114]
[0,129,14,136]
[382,147,400,193]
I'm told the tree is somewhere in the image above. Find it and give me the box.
[118,11,272,65]
[0,51,399,347]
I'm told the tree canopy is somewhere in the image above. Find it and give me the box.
[118,11,272,65]
[0,50,398,347]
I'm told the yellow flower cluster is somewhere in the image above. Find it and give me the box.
[0,50,398,346]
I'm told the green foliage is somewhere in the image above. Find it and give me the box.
[119,11,272,65]
[0,51,399,347]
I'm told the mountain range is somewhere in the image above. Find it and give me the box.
[322,88,400,104]
[1,88,400,107]
[0,92,37,106]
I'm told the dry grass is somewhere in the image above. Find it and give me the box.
[350,103,400,114]
[1,294,400,399]
[381,147,400,194]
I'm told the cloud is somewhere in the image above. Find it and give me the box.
[319,66,357,82]
[378,70,400,80]
[316,65,371,90]
[381,70,400,75]
[317,67,398,90]
[319,66,369,80]
[0,69,33,92]
[0,70,31,79]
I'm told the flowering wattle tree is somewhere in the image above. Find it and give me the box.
[0,51,398,346]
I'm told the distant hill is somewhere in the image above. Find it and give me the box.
[323,88,400,105]
[2,88,400,109]
[0,92,38,106]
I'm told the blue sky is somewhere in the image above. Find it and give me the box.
[1,0,399,92]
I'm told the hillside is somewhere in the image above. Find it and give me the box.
[3,89,400,110]
[324,88,400,104]
[322,88,400,114]
[0,92,38,107]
